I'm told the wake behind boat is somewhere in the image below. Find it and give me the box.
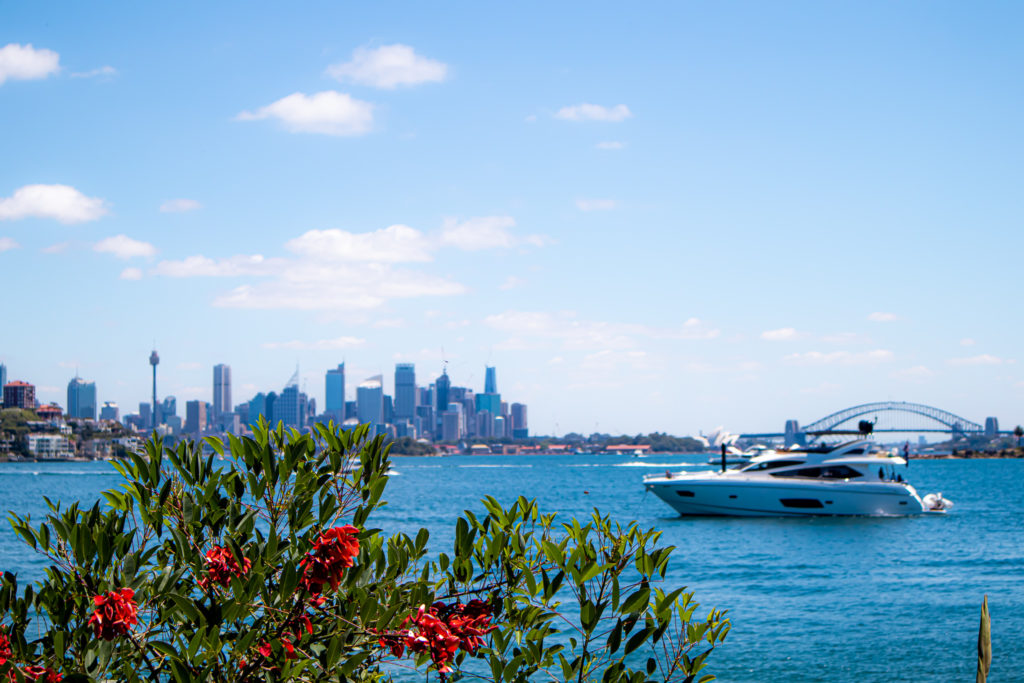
[645,439,953,517]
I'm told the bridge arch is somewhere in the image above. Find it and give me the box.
[801,401,983,434]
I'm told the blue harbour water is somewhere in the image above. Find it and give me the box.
[1,454,1022,681]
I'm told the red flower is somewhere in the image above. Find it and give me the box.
[198,545,251,591]
[0,629,11,666]
[381,600,496,675]
[19,666,62,682]
[88,588,138,641]
[298,525,360,594]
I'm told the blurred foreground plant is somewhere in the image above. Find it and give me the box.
[2,420,728,682]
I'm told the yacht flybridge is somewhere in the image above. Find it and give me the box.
[645,439,952,517]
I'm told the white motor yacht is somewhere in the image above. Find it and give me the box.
[645,439,952,517]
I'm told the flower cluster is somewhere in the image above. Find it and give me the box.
[197,545,252,591]
[379,600,496,675]
[1,629,61,682]
[299,525,360,595]
[87,588,138,641]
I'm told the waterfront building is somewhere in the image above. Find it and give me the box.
[100,401,120,421]
[3,381,35,410]
[494,415,507,438]
[357,375,384,426]
[394,363,416,421]
[26,434,74,459]
[213,364,232,425]
[67,376,97,420]
[441,408,461,442]
[185,400,207,435]
[325,364,346,422]
[511,403,528,439]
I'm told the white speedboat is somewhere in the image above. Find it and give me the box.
[645,439,952,517]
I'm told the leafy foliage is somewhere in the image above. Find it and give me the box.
[2,420,728,681]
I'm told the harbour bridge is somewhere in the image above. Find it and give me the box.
[740,401,1006,446]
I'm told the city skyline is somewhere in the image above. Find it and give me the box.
[2,3,1023,435]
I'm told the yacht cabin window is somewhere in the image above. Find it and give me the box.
[742,460,803,472]
[769,465,863,479]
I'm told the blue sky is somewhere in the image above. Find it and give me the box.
[2,2,1022,436]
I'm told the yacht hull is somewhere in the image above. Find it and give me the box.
[645,477,927,516]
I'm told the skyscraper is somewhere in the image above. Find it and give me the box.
[357,375,384,426]
[511,403,528,439]
[484,366,497,394]
[394,363,416,421]
[0,364,6,401]
[67,376,97,420]
[100,401,120,421]
[161,396,177,420]
[213,364,232,422]
[325,364,346,422]
[434,368,450,435]
[185,400,207,435]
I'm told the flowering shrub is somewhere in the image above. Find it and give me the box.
[0,420,729,681]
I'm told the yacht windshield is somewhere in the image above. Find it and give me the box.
[769,465,863,479]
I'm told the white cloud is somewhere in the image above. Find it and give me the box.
[159,198,202,213]
[372,318,405,329]
[960,338,976,347]
[286,225,432,262]
[524,114,537,123]
[0,43,60,85]
[761,327,800,341]
[892,365,934,380]
[0,237,18,252]
[783,349,894,365]
[94,234,157,259]
[42,242,70,254]
[947,354,1008,366]
[500,276,525,291]
[177,362,201,370]
[596,141,625,150]
[262,336,366,351]
[119,267,142,280]
[440,216,518,250]
[70,65,116,79]
[555,103,632,123]
[326,44,447,89]
[485,311,718,351]
[213,265,464,311]
[867,312,898,322]
[237,91,373,136]
[575,199,617,212]
[153,254,282,277]
[0,184,108,224]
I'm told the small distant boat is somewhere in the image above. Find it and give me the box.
[646,439,953,517]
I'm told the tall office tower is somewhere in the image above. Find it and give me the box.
[185,400,207,435]
[275,385,302,429]
[357,375,384,426]
[476,411,494,438]
[3,381,35,410]
[394,363,416,421]
[67,376,98,420]
[494,415,507,438]
[162,396,177,422]
[265,392,277,424]
[100,401,120,421]
[149,350,160,427]
[139,402,152,428]
[344,401,357,421]
[511,403,528,439]
[0,364,6,402]
[434,369,450,434]
[484,366,497,394]
[213,364,232,423]
[248,392,267,424]
[382,395,394,425]
[325,364,346,422]
[441,403,463,442]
